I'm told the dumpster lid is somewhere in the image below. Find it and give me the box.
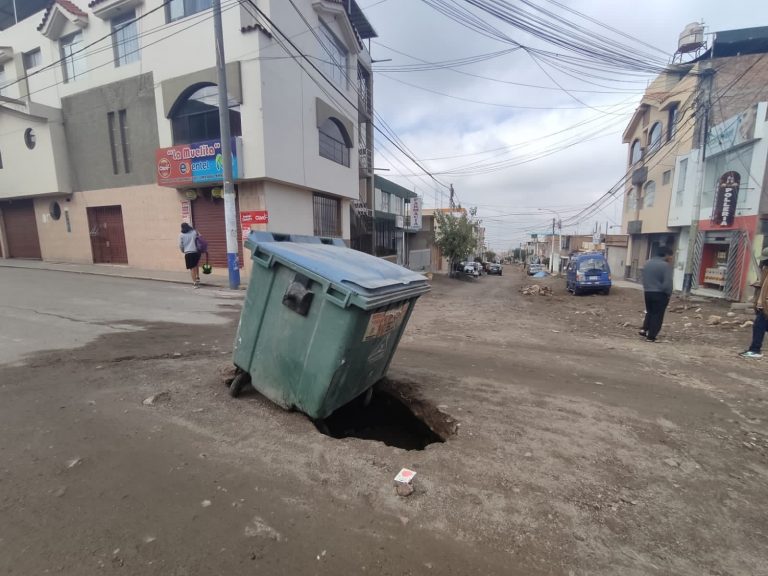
[247,232,428,293]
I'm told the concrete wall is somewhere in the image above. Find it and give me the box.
[32,185,184,270]
[61,73,159,191]
[0,108,70,199]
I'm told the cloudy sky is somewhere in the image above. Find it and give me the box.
[359,0,762,251]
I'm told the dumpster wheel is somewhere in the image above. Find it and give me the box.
[229,370,252,398]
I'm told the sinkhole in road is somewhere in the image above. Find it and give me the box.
[315,380,457,451]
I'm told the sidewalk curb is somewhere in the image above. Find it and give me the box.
[0,260,247,292]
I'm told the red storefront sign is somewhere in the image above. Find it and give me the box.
[711,171,741,228]
[240,211,269,240]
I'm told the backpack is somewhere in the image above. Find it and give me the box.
[195,233,208,254]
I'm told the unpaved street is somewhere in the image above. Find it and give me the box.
[1,267,767,575]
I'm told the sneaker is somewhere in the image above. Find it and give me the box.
[739,350,763,359]
[638,330,648,338]
[193,280,200,289]
[644,337,656,343]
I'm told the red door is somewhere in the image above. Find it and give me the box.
[1,200,42,259]
[87,206,128,264]
[191,190,243,269]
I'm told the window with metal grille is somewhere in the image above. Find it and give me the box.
[319,118,350,166]
[313,193,341,237]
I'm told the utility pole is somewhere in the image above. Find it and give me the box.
[449,184,455,209]
[683,67,714,295]
[213,0,240,289]
[550,217,556,274]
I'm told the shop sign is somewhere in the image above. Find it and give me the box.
[240,210,269,240]
[712,171,741,228]
[706,104,757,156]
[409,196,422,230]
[181,200,191,224]
[155,138,241,187]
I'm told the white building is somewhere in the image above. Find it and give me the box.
[0,0,376,275]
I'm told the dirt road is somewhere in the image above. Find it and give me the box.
[1,267,766,575]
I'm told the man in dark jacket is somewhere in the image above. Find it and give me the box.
[639,245,674,342]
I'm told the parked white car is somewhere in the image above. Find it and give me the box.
[464,262,480,277]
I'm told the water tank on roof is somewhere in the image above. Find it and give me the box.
[678,22,705,53]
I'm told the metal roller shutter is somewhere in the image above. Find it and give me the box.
[2,200,42,259]
[191,191,243,269]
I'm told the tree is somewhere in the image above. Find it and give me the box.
[484,250,497,262]
[434,211,477,278]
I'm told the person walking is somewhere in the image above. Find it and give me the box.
[179,222,201,288]
[639,245,674,342]
[739,248,768,359]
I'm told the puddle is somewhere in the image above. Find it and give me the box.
[315,379,457,451]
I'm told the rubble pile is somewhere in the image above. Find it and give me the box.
[521,285,553,296]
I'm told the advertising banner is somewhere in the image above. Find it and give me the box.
[240,210,269,240]
[156,138,240,187]
[409,196,422,230]
[711,171,741,228]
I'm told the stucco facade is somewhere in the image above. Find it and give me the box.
[0,0,375,275]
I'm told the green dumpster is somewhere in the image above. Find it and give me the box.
[232,232,430,419]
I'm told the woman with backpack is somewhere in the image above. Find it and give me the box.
[179,222,205,288]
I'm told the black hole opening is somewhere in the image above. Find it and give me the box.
[315,387,452,451]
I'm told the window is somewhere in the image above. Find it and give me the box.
[60,31,86,83]
[107,112,119,174]
[24,128,36,149]
[644,181,656,208]
[626,189,636,212]
[667,105,678,141]
[107,109,132,174]
[170,84,241,145]
[119,109,131,173]
[630,139,642,165]
[112,11,139,66]
[23,48,42,71]
[319,23,347,88]
[319,118,350,167]
[313,193,341,237]
[166,0,213,22]
[662,170,671,185]
[647,122,662,154]
[675,158,688,207]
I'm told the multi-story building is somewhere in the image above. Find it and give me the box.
[371,175,419,265]
[0,0,376,277]
[622,24,768,301]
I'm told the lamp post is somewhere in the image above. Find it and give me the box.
[538,208,562,274]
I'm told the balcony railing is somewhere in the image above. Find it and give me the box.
[358,65,372,117]
[359,145,372,174]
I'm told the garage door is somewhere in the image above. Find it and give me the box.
[1,200,42,259]
[191,191,243,269]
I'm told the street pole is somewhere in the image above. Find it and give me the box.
[683,68,713,295]
[550,217,556,274]
[213,0,240,289]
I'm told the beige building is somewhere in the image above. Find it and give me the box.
[0,0,376,281]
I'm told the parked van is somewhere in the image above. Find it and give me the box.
[566,252,612,295]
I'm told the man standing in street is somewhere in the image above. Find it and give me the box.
[739,247,768,359]
[640,245,674,342]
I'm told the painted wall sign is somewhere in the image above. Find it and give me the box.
[706,104,757,156]
[711,171,741,228]
[156,138,241,187]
